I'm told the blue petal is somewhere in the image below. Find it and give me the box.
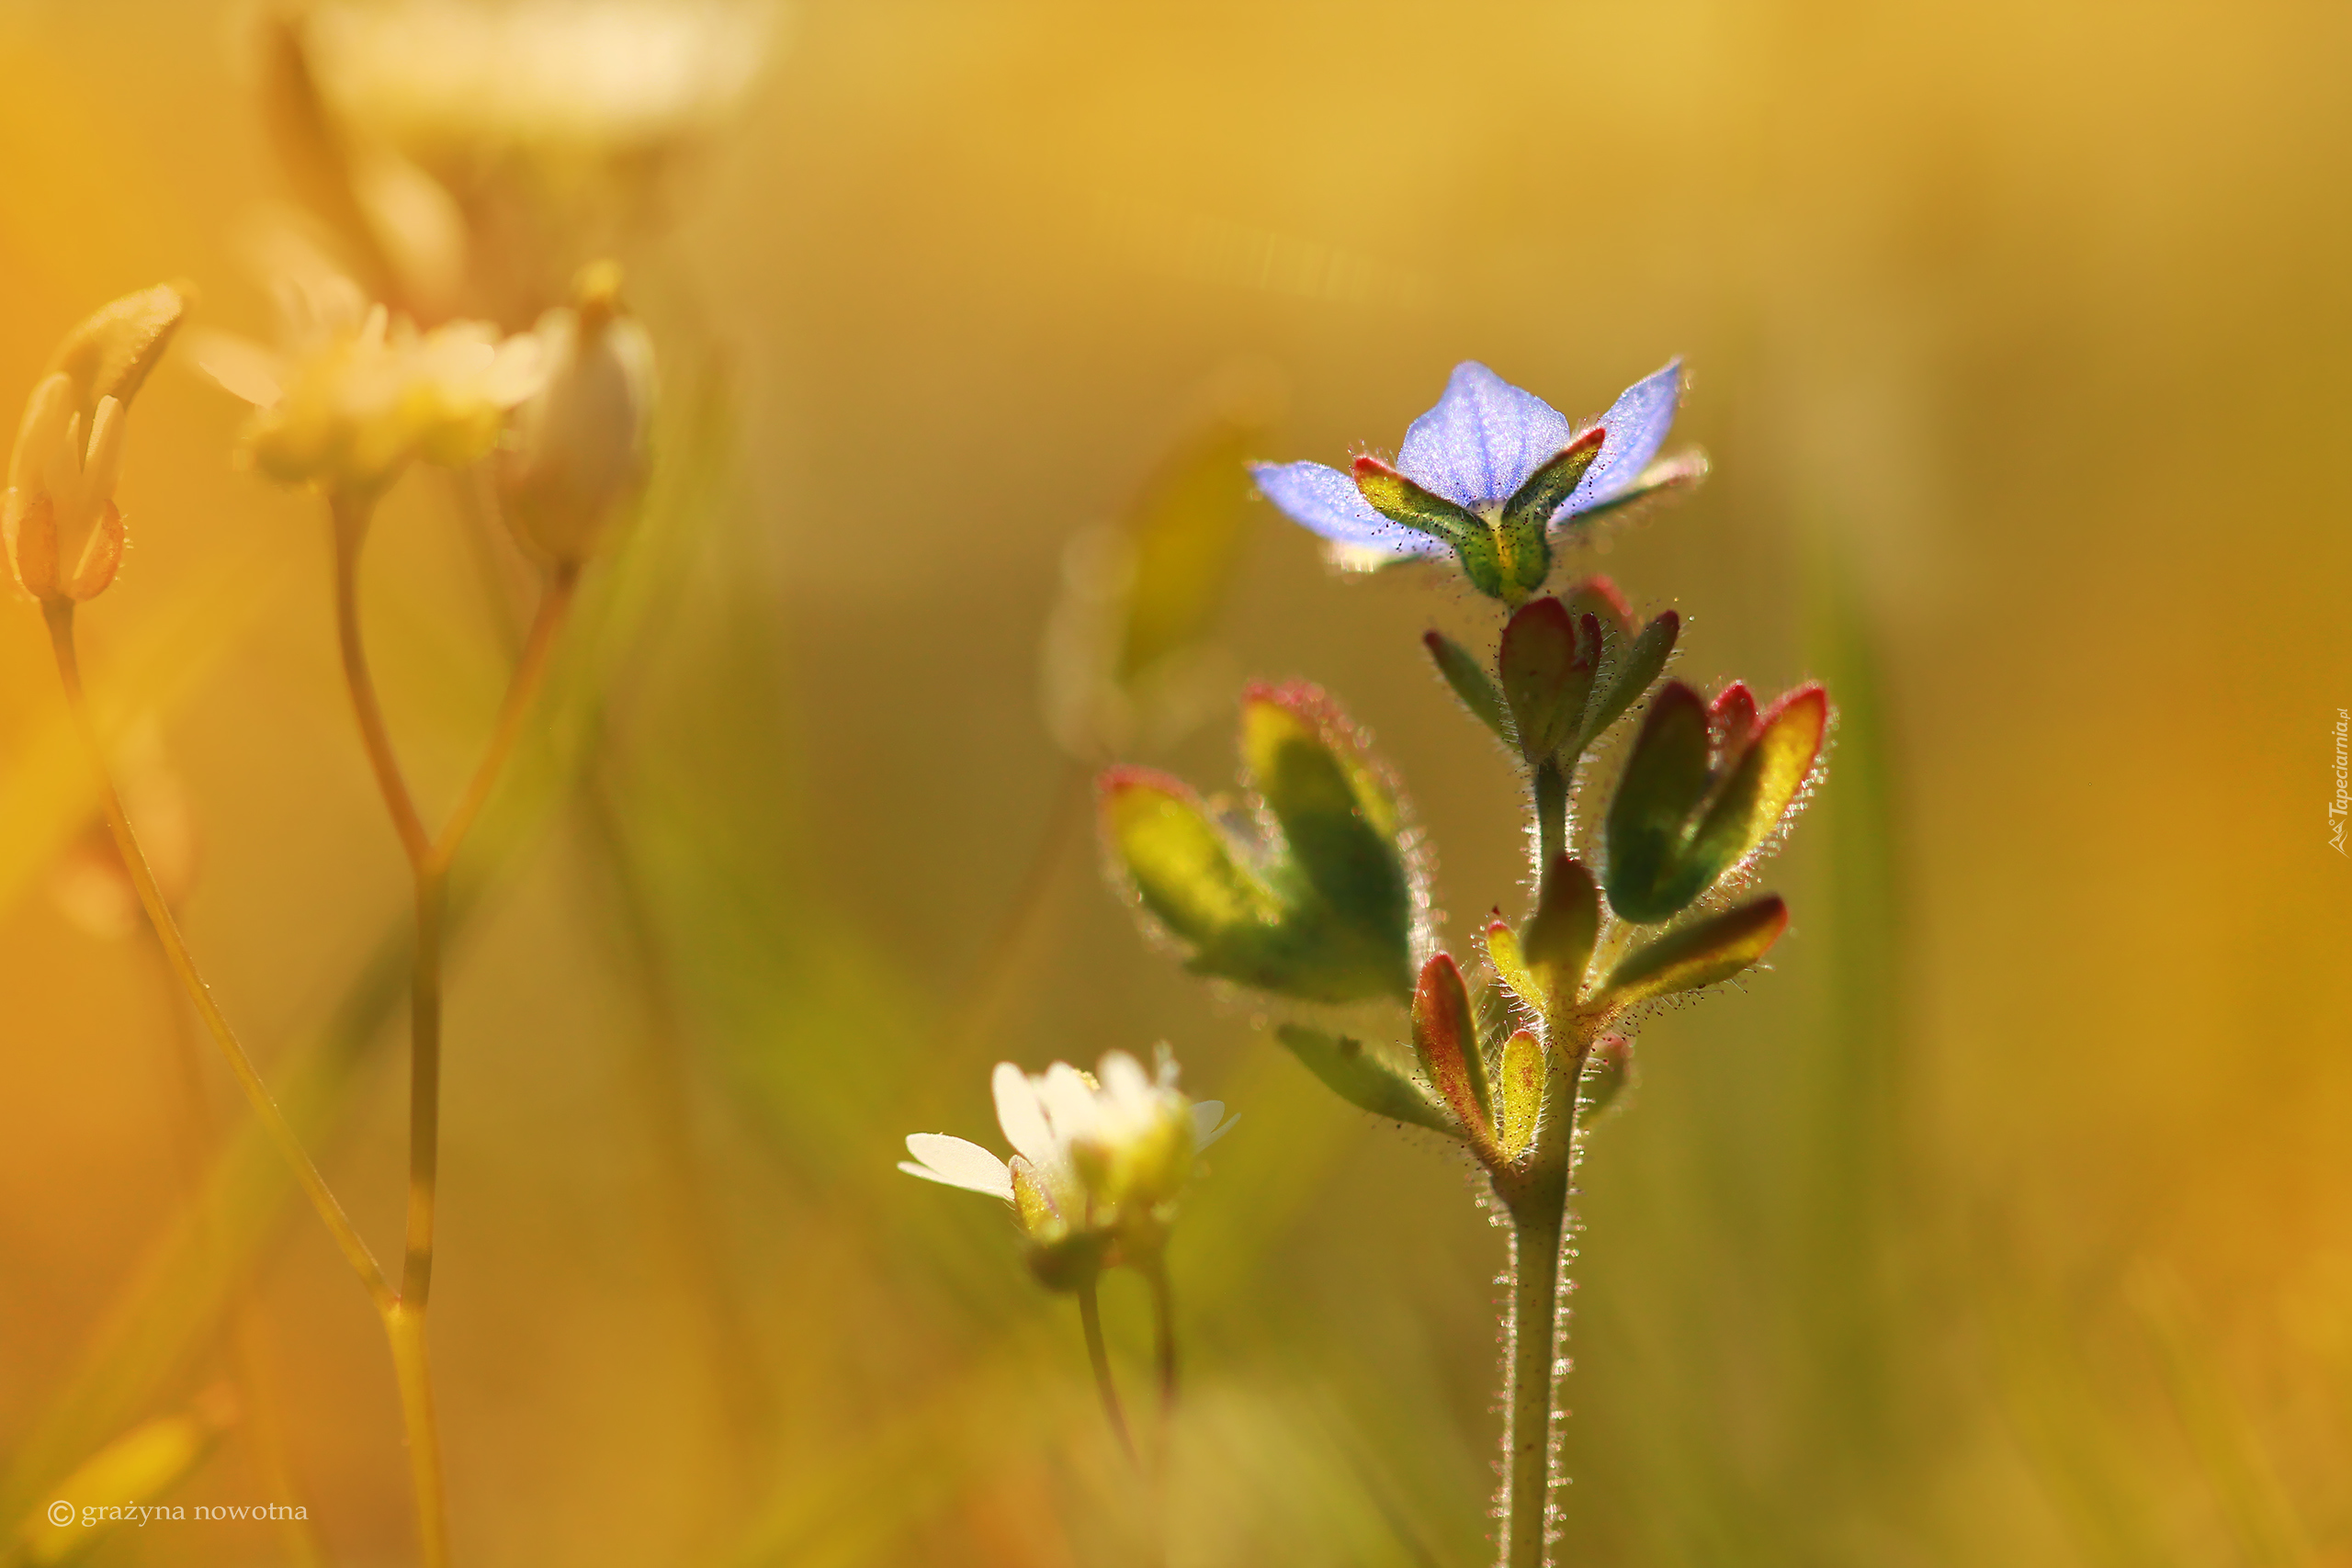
[1395,363,1572,513]
[1250,460,1445,556]
[1563,360,1683,518]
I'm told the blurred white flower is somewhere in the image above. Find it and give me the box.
[303,1,773,165]
[191,269,543,495]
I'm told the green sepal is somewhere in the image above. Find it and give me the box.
[1273,1023,1453,1135]
[1499,597,1600,763]
[1603,682,1716,922]
[1498,1029,1544,1161]
[1424,629,1510,744]
[1488,429,1601,602]
[1352,457,1508,599]
[1023,1230,1113,1293]
[1577,1033,1634,1121]
[1561,449,1710,525]
[1498,425,1607,590]
[1600,896,1789,1009]
[1411,953,1494,1146]
[1521,854,1600,1018]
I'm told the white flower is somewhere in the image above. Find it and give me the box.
[304,1,773,164]
[191,270,543,494]
[901,1051,1235,1273]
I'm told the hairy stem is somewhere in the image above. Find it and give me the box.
[1532,759,1567,872]
[44,601,393,1312]
[1078,1281,1137,1464]
[1499,1033,1591,1568]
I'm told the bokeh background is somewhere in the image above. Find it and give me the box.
[1,1,2348,1564]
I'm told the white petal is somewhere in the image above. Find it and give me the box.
[186,330,287,409]
[991,1062,1055,1166]
[1097,1050,1151,1107]
[1193,1102,1238,1149]
[900,1134,1012,1200]
[1037,1063,1100,1145]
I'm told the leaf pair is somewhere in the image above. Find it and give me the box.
[1485,853,1789,1021]
[1427,577,1679,770]
[1100,682,1420,1005]
[1604,681,1828,923]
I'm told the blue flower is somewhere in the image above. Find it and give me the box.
[1251,360,1703,604]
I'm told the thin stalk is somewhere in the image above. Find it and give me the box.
[142,933,322,1567]
[43,601,393,1314]
[1141,1255,1178,1417]
[1532,759,1567,872]
[384,1303,449,1568]
[1078,1281,1138,1465]
[328,491,579,1568]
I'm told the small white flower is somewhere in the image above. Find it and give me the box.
[191,270,544,495]
[901,1050,1234,1280]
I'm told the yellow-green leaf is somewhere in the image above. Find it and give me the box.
[1498,1029,1544,1160]
[1600,896,1789,1009]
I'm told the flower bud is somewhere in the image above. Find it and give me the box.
[4,284,187,603]
[497,262,655,567]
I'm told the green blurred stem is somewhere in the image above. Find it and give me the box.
[1142,1254,1178,1416]
[1532,759,1567,871]
[1078,1281,1138,1465]
[43,600,395,1313]
[142,933,322,1568]
[1498,1029,1592,1568]
[328,491,580,1568]
[384,1303,448,1568]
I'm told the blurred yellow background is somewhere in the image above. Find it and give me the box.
[1,1,2347,1564]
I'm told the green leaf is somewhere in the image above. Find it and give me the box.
[1498,597,1599,763]
[1498,1029,1544,1161]
[1521,854,1600,1017]
[1411,953,1493,1145]
[1679,683,1828,893]
[1098,766,1283,949]
[1600,896,1789,1008]
[1484,919,1540,1014]
[1423,629,1510,744]
[1240,683,1414,988]
[1577,1032,1634,1122]
[1273,1023,1453,1135]
[1603,682,1715,922]
[1579,610,1679,750]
